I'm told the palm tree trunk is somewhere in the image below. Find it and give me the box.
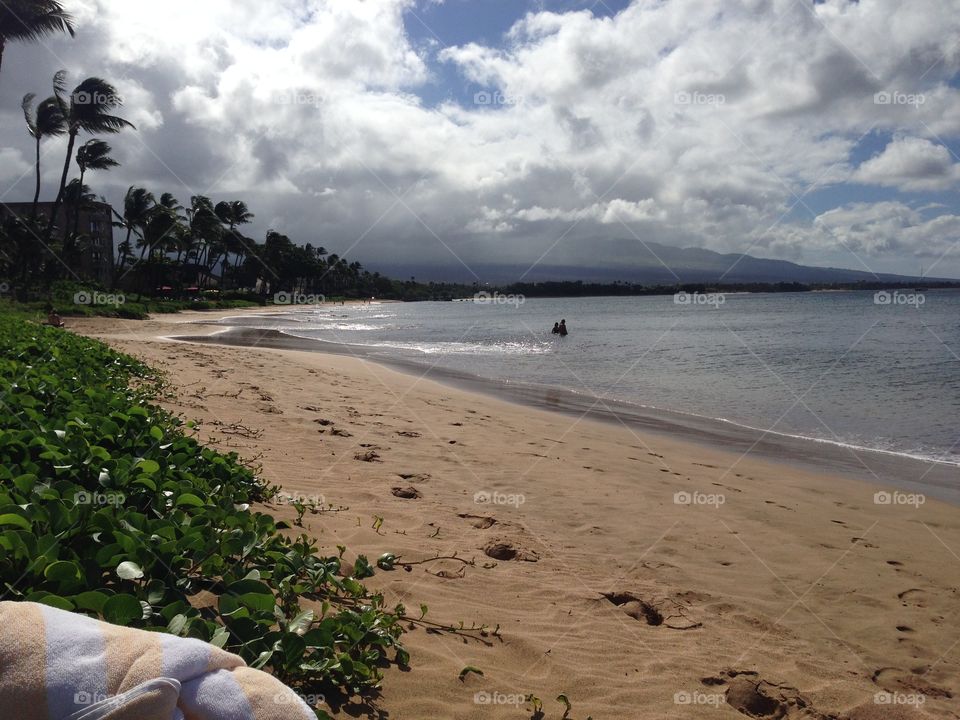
[111,225,134,290]
[72,167,86,239]
[30,137,42,221]
[45,129,77,246]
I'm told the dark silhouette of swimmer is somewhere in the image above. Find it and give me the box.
[559,319,568,337]
[552,322,560,334]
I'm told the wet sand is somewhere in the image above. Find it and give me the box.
[71,308,960,719]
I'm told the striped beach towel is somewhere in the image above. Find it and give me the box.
[0,602,316,720]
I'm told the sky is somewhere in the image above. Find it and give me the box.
[1,0,959,280]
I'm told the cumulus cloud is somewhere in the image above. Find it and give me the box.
[0,0,959,277]
[811,201,960,263]
[853,136,960,192]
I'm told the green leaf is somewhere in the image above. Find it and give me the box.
[175,493,205,508]
[288,609,315,635]
[44,560,81,583]
[167,614,188,635]
[210,626,230,648]
[116,561,144,580]
[73,591,109,613]
[38,594,75,611]
[236,592,275,613]
[102,594,142,625]
[136,459,160,474]
[0,513,31,530]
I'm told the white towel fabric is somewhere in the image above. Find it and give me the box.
[0,602,316,720]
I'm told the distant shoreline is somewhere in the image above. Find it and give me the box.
[171,321,960,505]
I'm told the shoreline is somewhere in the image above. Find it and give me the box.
[69,309,960,719]
[172,323,960,505]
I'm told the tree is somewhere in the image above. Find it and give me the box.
[72,139,118,237]
[0,0,74,76]
[215,200,255,286]
[21,92,65,220]
[45,71,134,249]
[111,186,154,285]
[185,196,222,286]
[61,178,96,266]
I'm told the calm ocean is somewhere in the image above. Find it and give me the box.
[217,290,960,468]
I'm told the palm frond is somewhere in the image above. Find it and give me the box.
[0,1,75,43]
[21,93,37,137]
[36,96,67,136]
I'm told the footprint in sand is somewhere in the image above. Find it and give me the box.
[897,588,927,608]
[705,670,837,719]
[396,430,421,438]
[871,666,953,700]
[483,541,538,562]
[391,486,421,499]
[601,591,702,629]
[397,472,430,483]
[355,450,381,462]
[458,513,497,529]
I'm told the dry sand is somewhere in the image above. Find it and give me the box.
[71,309,959,719]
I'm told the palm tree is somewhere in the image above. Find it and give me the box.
[45,71,134,246]
[184,196,221,285]
[111,186,154,280]
[72,139,118,237]
[215,200,255,285]
[21,92,65,219]
[0,0,75,76]
[60,178,96,265]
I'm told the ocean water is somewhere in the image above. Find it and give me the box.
[221,291,960,466]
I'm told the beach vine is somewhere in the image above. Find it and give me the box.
[0,315,409,718]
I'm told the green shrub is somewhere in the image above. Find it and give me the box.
[0,318,406,715]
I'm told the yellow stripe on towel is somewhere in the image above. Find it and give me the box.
[0,602,49,720]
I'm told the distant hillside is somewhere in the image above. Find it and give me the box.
[375,240,947,284]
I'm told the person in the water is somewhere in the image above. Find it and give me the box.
[559,319,568,337]
[552,322,560,334]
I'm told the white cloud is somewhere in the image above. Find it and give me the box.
[0,0,959,277]
[853,136,960,192]
[812,201,960,259]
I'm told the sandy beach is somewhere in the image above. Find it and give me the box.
[71,308,959,720]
